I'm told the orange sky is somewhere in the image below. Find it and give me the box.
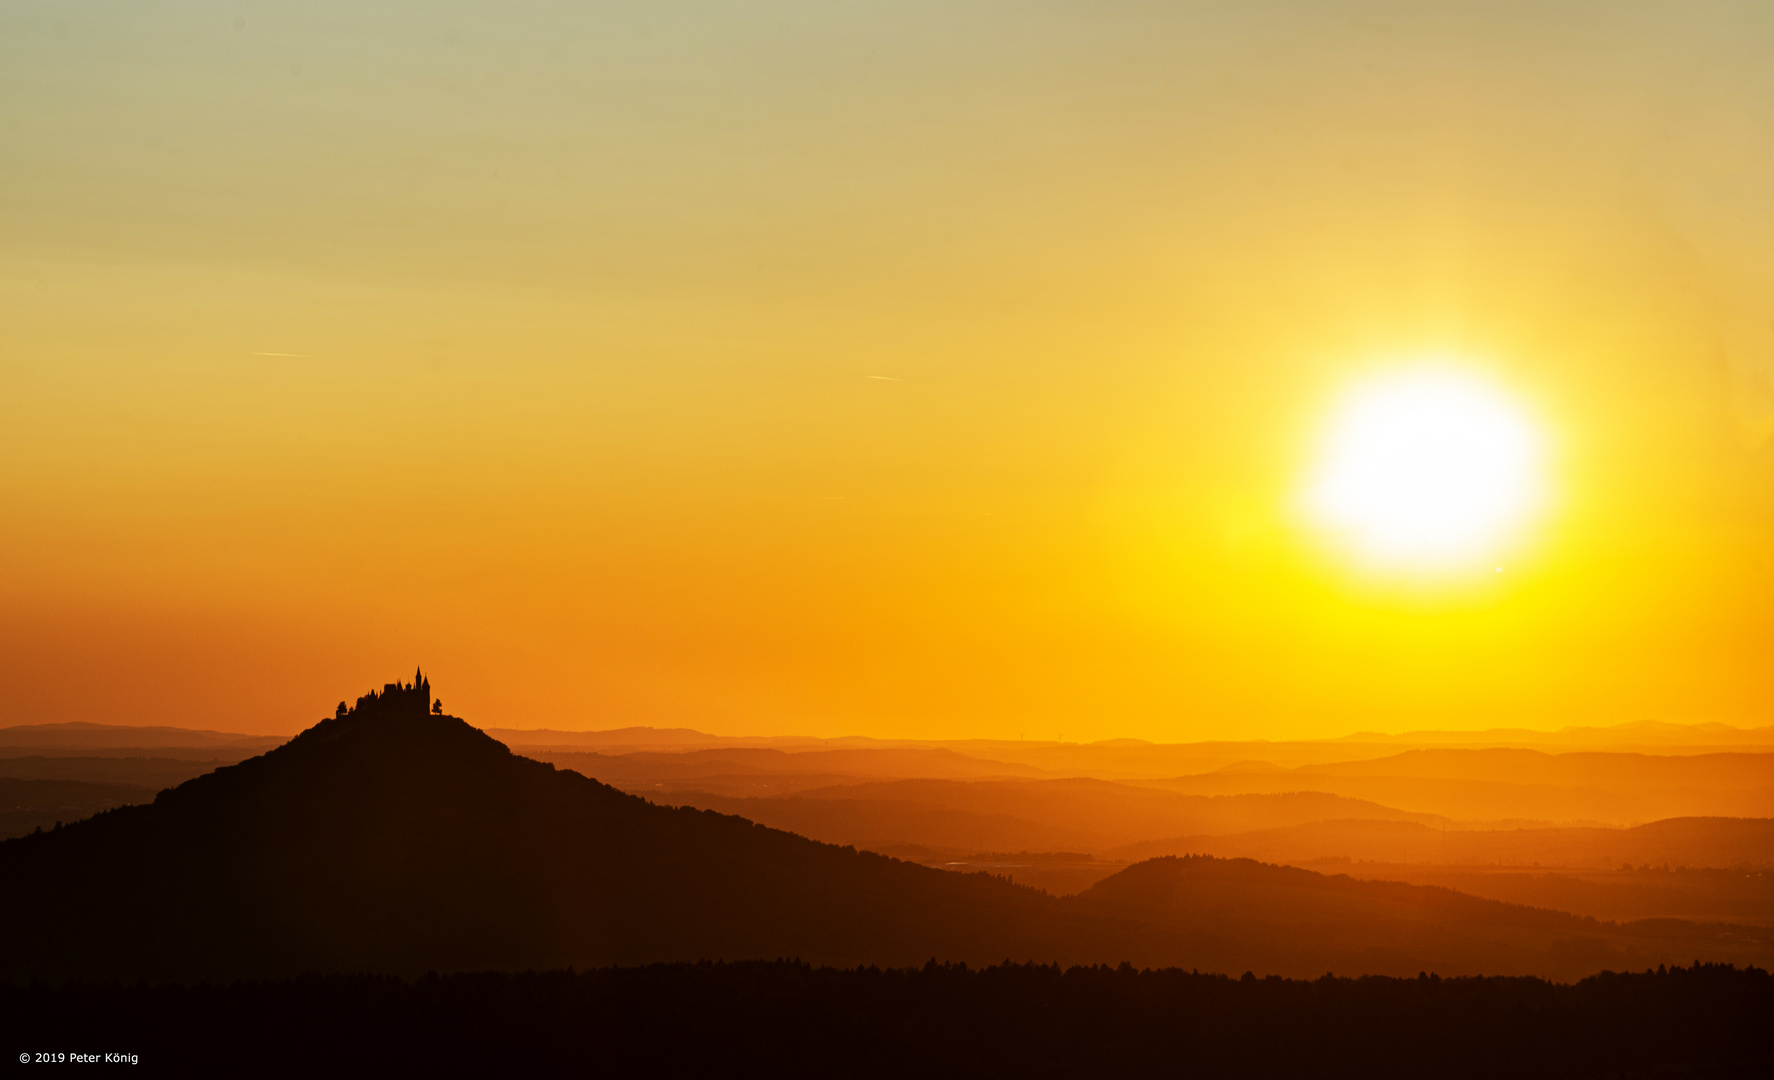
[3,2,1773,739]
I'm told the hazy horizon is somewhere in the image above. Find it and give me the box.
[7,704,1772,749]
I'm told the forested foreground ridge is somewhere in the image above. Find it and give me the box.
[12,961,1772,1078]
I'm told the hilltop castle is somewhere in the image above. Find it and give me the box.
[336,667,438,719]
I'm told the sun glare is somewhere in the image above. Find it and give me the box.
[1304,367,1546,573]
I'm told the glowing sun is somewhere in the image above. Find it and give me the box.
[1303,368,1546,572]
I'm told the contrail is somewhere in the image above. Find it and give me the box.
[249,351,313,358]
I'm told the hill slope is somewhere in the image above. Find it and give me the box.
[0,691,1125,982]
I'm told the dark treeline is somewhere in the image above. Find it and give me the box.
[12,961,1771,1077]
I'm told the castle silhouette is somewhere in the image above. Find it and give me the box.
[335,667,439,719]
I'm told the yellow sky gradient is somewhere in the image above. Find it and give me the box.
[3,2,1773,738]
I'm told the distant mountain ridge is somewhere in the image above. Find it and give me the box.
[491,718,1774,761]
[0,724,293,838]
[1112,816,1774,870]
[1334,720,1774,749]
[0,721,289,753]
[10,715,1768,761]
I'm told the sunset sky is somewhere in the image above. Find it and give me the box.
[4,1,1773,739]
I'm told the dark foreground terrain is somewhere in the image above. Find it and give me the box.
[12,961,1771,1078]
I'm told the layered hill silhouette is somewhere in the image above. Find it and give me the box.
[0,679,1130,982]
[0,721,287,755]
[4,676,1770,984]
[657,780,1443,855]
[1114,816,1774,869]
[1143,748,1774,823]
[1070,855,1774,979]
[0,721,292,838]
[0,777,157,840]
